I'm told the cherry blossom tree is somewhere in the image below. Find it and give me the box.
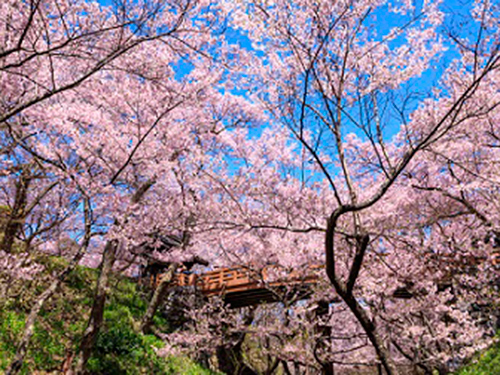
[204,0,500,373]
[2,0,500,374]
[0,0,261,373]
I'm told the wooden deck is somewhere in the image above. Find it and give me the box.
[160,265,323,308]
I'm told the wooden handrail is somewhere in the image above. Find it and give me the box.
[165,265,323,298]
[149,253,499,308]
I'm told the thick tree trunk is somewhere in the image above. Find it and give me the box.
[140,262,178,334]
[6,242,89,375]
[1,171,30,253]
[73,240,118,375]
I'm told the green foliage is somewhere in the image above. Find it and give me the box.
[0,311,25,370]
[457,340,500,375]
[165,356,216,375]
[0,255,215,374]
[87,297,167,375]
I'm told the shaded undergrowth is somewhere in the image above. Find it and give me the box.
[0,254,213,374]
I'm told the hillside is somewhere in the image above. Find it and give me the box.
[0,255,214,374]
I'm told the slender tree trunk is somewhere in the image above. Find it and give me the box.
[294,362,301,375]
[140,262,178,334]
[71,180,154,374]
[342,293,398,375]
[265,358,280,375]
[2,171,30,253]
[281,361,292,375]
[322,363,334,375]
[73,240,118,375]
[324,284,399,375]
[326,209,399,375]
[6,240,90,375]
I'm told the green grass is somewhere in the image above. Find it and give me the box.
[0,255,215,374]
[456,339,500,375]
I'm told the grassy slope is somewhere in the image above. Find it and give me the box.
[456,340,500,375]
[0,255,213,374]
[2,252,498,375]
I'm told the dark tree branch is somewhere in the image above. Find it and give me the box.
[346,234,369,295]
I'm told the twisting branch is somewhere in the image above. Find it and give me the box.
[346,233,369,295]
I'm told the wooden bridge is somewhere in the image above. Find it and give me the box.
[145,249,500,308]
[153,265,323,308]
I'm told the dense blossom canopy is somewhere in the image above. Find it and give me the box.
[1,0,499,374]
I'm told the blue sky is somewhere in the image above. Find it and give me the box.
[94,0,478,146]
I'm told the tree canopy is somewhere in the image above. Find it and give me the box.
[1,0,500,374]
